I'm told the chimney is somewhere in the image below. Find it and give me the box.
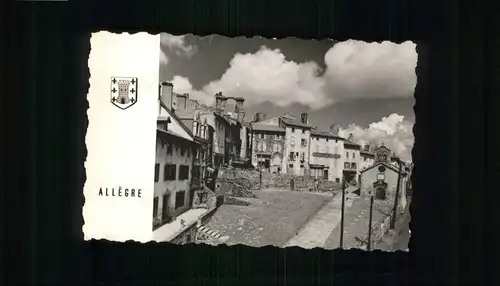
[234,98,245,122]
[329,124,340,135]
[347,133,354,142]
[300,113,309,125]
[215,92,227,114]
[160,82,175,111]
[176,93,189,110]
[254,112,266,122]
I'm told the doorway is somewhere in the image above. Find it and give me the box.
[375,187,386,200]
[162,193,171,223]
[264,159,270,169]
[323,170,329,180]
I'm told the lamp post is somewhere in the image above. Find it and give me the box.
[367,194,374,251]
[390,159,403,229]
[339,172,346,248]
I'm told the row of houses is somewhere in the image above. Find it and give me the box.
[248,112,407,184]
[152,82,411,234]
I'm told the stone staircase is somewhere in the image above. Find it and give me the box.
[196,225,229,245]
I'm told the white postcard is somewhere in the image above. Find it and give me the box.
[84,32,416,251]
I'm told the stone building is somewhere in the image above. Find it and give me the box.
[309,128,345,182]
[360,144,376,171]
[213,92,246,166]
[281,113,313,176]
[154,99,201,231]
[343,133,362,184]
[359,145,408,209]
[249,112,313,176]
[175,109,214,191]
[250,122,286,173]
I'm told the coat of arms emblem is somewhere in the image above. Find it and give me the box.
[110,77,138,110]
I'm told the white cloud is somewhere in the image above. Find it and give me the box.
[168,40,417,109]
[161,34,197,58]
[323,40,417,101]
[338,113,414,161]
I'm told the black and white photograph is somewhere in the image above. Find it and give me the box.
[152,33,416,250]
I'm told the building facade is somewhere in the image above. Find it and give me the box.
[154,100,200,231]
[343,134,362,184]
[360,144,376,171]
[281,113,313,176]
[309,130,345,182]
[359,145,408,209]
[250,122,286,173]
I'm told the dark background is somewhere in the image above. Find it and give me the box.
[4,0,497,285]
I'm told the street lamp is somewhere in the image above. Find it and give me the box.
[367,192,374,251]
[390,159,403,229]
[339,172,346,248]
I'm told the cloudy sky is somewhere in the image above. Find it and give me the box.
[159,34,417,161]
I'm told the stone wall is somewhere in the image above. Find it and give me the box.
[215,167,341,193]
[170,205,220,244]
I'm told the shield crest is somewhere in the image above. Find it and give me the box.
[110,77,138,110]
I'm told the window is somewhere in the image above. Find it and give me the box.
[153,197,159,218]
[335,178,340,183]
[193,121,198,136]
[289,152,294,161]
[154,163,160,182]
[364,157,367,161]
[179,165,190,180]
[353,153,356,159]
[261,134,264,139]
[167,143,173,155]
[302,129,305,134]
[346,152,349,158]
[344,162,350,169]
[292,127,295,132]
[289,164,293,168]
[301,139,307,147]
[351,163,357,169]
[300,152,305,161]
[335,140,338,143]
[175,191,186,209]
[180,145,186,156]
[326,138,329,142]
[164,164,176,181]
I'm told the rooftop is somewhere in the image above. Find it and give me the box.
[251,123,286,132]
[360,150,375,156]
[344,140,361,148]
[280,117,313,129]
[156,128,197,143]
[174,109,196,119]
[310,130,345,140]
